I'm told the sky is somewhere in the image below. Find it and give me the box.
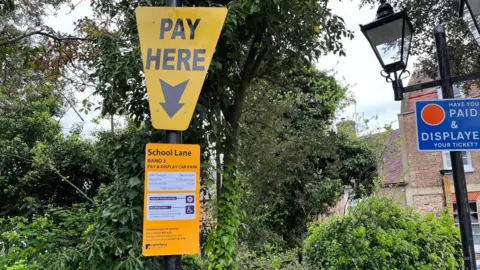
[46,0,416,136]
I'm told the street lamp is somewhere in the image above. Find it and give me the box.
[459,0,480,46]
[361,1,480,269]
[360,0,414,101]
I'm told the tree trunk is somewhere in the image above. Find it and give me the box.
[208,29,267,270]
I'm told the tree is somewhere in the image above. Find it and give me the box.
[0,0,365,268]
[0,1,104,217]
[0,1,208,269]
[0,117,216,269]
[80,0,353,267]
[0,85,113,217]
[304,197,463,269]
[238,67,378,249]
[1,0,91,118]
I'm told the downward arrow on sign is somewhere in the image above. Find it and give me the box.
[159,79,188,118]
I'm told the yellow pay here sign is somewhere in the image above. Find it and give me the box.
[143,143,200,256]
[136,7,227,130]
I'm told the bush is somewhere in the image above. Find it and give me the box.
[181,254,203,270]
[237,244,302,269]
[304,197,462,270]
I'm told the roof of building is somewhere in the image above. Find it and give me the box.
[381,129,404,184]
[365,128,404,185]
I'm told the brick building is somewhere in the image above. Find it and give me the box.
[398,72,480,217]
[328,71,480,253]
[327,72,480,254]
[397,72,480,253]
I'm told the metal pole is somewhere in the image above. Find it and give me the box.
[164,2,183,270]
[434,24,477,270]
[163,131,182,269]
[166,0,182,6]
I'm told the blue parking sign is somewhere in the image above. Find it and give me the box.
[415,98,480,151]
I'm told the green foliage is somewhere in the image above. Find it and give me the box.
[0,92,213,269]
[0,87,111,216]
[205,168,243,269]
[304,197,463,270]
[1,122,161,269]
[0,1,377,269]
[0,205,90,269]
[237,244,301,269]
[0,0,70,28]
[54,123,162,269]
[241,133,378,250]
[6,260,29,270]
[85,0,353,121]
[0,120,213,269]
[82,0,354,267]
[239,67,378,249]
[336,134,379,199]
[181,254,204,270]
[0,0,85,109]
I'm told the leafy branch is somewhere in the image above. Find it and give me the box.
[0,30,89,46]
[0,152,98,207]
[48,163,99,207]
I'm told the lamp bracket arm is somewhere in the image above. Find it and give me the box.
[451,72,480,85]
[403,79,442,93]
[402,72,480,93]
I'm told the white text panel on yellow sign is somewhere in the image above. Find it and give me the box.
[136,7,227,130]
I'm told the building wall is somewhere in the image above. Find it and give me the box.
[401,112,443,186]
[327,86,480,217]
[412,194,445,215]
[400,105,480,214]
[399,112,446,213]
[377,186,407,207]
[465,150,480,185]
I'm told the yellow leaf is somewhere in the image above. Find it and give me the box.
[314,25,321,33]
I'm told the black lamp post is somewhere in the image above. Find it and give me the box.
[460,0,480,46]
[360,0,414,101]
[361,1,480,269]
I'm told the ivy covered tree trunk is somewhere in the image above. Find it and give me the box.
[206,168,242,269]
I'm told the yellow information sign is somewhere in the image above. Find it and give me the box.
[443,176,452,205]
[143,143,200,256]
[136,7,227,130]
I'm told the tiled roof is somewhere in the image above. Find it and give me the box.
[381,129,404,184]
[365,129,404,184]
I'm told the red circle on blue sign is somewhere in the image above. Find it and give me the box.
[421,104,445,126]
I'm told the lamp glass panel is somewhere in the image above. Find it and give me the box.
[465,0,480,45]
[366,17,409,66]
[467,0,480,16]
[402,21,412,66]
